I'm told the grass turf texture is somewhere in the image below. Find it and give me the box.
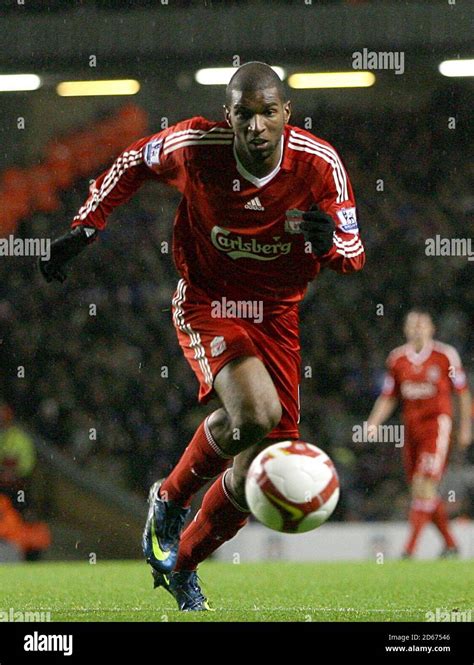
[0,560,472,622]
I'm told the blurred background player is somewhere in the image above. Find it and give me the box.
[39,62,365,609]
[367,310,472,558]
[0,403,51,561]
[0,403,35,503]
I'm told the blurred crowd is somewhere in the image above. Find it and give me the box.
[1,0,374,13]
[0,97,473,522]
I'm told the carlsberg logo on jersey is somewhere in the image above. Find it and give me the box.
[211,226,291,260]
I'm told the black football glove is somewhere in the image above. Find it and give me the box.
[300,205,335,257]
[38,226,98,283]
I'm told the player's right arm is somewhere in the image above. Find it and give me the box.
[38,134,156,282]
[38,118,194,283]
[367,395,398,430]
[366,353,400,437]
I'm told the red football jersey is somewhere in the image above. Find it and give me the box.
[72,116,364,309]
[381,341,468,423]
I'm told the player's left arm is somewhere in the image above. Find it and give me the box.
[447,348,472,449]
[455,388,472,449]
[301,147,365,273]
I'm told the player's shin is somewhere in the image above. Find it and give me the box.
[174,469,249,571]
[404,497,438,556]
[431,497,457,550]
[160,415,232,507]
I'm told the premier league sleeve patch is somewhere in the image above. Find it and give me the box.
[143,138,163,168]
[336,207,359,233]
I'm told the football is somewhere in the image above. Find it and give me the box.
[245,441,340,533]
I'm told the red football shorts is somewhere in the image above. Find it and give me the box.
[171,278,301,439]
[403,414,453,482]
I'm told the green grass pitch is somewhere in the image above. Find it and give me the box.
[0,560,472,622]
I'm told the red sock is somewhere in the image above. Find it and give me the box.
[160,416,231,507]
[404,498,437,556]
[175,471,249,571]
[431,498,457,549]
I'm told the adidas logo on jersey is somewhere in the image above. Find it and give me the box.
[244,197,264,211]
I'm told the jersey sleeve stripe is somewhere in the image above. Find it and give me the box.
[164,130,233,148]
[163,138,233,156]
[288,139,345,204]
[163,128,233,151]
[289,130,349,202]
[297,134,348,201]
[73,150,143,222]
[336,246,364,259]
[333,235,362,249]
[334,233,363,255]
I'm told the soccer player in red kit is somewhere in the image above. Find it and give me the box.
[367,310,472,558]
[40,62,365,610]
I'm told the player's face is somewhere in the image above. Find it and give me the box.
[225,87,291,168]
[404,313,435,346]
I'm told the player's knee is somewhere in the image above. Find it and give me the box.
[412,476,437,500]
[255,400,283,433]
[229,402,282,453]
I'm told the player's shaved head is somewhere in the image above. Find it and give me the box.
[224,61,291,176]
[226,62,286,105]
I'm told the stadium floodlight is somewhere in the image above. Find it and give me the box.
[438,59,474,77]
[0,74,42,92]
[56,80,140,96]
[195,67,286,85]
[288,72,376,89]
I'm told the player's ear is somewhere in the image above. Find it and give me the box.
[283,100,292,124]
[223,105,232,128]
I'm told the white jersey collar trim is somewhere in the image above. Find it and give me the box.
[406,341,434,365]
[233,135,284,189]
